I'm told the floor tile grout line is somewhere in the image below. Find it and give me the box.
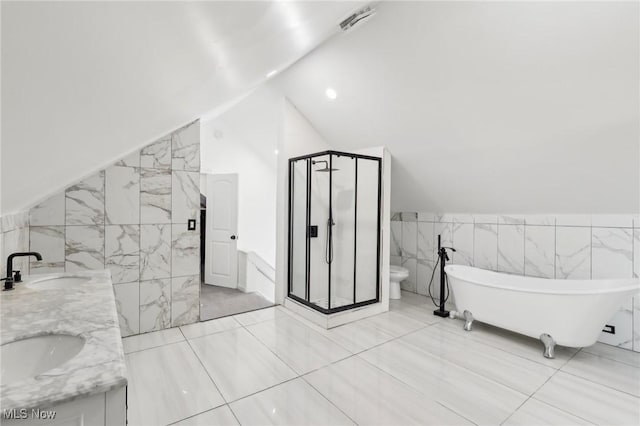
[123,337,185,355]
[499,355,568,425]
[428,319,572,370]
[181,330,229,406]
[370,328,534,400]
[164,404,227,426]
[579,346,640,369]
[435,319,580,370]
[299,373,361,426]
[510,348,601,426]
[556,368,640,399]
[353,349,487,425]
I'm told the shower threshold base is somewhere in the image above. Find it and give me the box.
[310,297,352,310]
[283,296,386,329]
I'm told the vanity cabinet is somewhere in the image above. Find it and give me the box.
[1,387,126,426]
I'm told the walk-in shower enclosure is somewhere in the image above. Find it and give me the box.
[288,151,382,314]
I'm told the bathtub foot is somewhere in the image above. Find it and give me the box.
[540,334,556,359]
[463,310,473,331]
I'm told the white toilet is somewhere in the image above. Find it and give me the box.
[389,265,410,299]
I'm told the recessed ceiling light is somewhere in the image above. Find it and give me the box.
[325,88,337,100]
[274,149,279,155]
[266,69,278,78]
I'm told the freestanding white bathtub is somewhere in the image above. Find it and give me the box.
[444,265,640,358]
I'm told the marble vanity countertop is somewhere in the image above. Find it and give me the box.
[0,270,128,410]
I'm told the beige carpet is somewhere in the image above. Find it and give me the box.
[200,283,274,321]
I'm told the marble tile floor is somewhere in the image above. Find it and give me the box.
[123,291,640,426]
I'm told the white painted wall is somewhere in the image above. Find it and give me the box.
[275,1,640,213]
[275,99,333,303]
[200,87,280,267]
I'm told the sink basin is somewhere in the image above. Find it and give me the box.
[1,334,85,385]
[25,276,90,290]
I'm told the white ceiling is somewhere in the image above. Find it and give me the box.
[1,0,361,214]
[274,1,639,213]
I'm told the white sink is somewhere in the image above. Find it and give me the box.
[1,334,85,385]
[25,276,90,290]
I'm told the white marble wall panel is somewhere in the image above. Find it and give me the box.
[390,222,402,257]
[1,227,29,276]
[140,136,171,169]
[105,166,140,225]
[401,222,417,258]
[497,224,524,274]
[25,120,200,337]
[172,121,200,171]
[400,212,417,222]
[498,215,525,225]
[140,224,171,280]
[599,308,633,350]
[592,228,634,350]
[29,226,65,274]
[634,229,640,279]
[390,255,401,266]
[400,257,417,292]
[452,223,473,265]
[65,225,104,271]
[140,169,171,223]
[172,275,200,326]
[172,171,200,223]
[634,229,640,352]
[474,215,498,224]
[114,281,140,337]
[65,171,105,225]
[140,278,171,333]
[172,224,200,277]
[474,223,498,270]
[417,222,434,261]
[434,222,453,256]
[115,151,140,168]
[555,226,591,279]
[524,225,555,278]
[591,215,633,228]
[105,225,140,284]
[417,212,434,222]
[1,211,29,232]
[416,258,435,296]
[591,228,633,279]
[524,215,555,226]
[29,193,65,226]
[556,215,591,227]
[635,296,640,353]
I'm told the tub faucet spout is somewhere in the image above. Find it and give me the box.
[540,333,556,359]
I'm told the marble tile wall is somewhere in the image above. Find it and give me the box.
[391,212,640,352]
[27,120,201,337]
[0,211,30,279]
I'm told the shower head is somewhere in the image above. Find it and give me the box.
[312,160,339,172]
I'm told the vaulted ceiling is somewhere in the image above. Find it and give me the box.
[1,0,360,213]
[2,1,638,215]
[274,1,639,213]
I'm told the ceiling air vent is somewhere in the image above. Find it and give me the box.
[339,6,376,32]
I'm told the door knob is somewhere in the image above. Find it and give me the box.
[230,235,237,240]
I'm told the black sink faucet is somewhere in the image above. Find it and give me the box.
[2,252,42,291]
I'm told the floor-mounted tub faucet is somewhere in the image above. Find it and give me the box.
[2,252,42,291]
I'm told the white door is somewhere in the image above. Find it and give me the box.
[204,173,238,288]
